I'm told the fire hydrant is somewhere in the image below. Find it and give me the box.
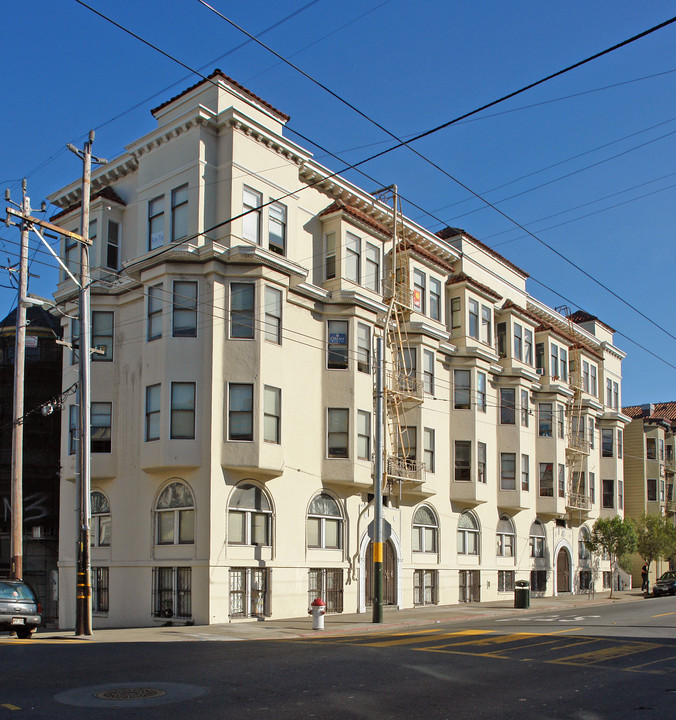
[309,597,326,630]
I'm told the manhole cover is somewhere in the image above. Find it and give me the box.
[95,688,167,701]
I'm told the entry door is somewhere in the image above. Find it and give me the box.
[366,540,396,606]
[557,550,571,592]
[459,570,481,603]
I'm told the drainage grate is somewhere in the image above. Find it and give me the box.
[94,688,167,701]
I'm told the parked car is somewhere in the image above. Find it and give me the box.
[0,580,42,638]
[652,571,676,597]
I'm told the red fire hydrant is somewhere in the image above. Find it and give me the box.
[309,597,326,630]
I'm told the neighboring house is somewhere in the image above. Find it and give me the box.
[48,70,628,628]
[622,402,676,587]
[0,306,62,623]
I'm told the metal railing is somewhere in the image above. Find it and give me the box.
[386,455,425,484]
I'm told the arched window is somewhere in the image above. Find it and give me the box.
[529,520,546,558]
[228,482,272,546]
[91,491,111,547]
[307,493,342,549]
[155,481,194,545]
[457,511,479,555]
[412,505,438,553]
[578,526,591,561]
[496,515,515,557]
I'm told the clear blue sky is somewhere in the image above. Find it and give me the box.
[2,0,675,406]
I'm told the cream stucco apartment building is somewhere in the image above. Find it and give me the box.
[50,70,628,628]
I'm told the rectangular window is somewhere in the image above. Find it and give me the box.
[327,408,349,458]
[65,230,78,276]
[263,386,281,444]
[646,437,656,459]
[613,382,619,409]
[477,372,487,412]
[531,570,547,592]
[618,429,623,459]
[560,346,568,381]
[364,243,380,292]
[171,382,196,439]
[106,220,120,270]
[171,184,189,242]
[558,464,566,498]
[413,269,426,313]
[602,479,614,508]
[590,364,597,396]
[451,297,462,335]
[521,454,529,490]
[659,438,665,461]
[148,195,164,250]
[423,350,434,395]
[242,186,262,243]
[558,405,565,439]
[264,286,282,344]
[147,284,163,340]
[230,282,255,339]
[414,569,438,606]
[478,442,487,483]
[589,418,595,449]
[481,305,491,345]
[308,569,343,614]
[513,323,523,361]
[429,278,441,321]
[357,411,371,460]
[398,426,417,461]
[69,405,78,455]
[538,403,553,437]
[536,342,545,373]
[357,324,371,374]
[521,389,529,427]
[524,329,533,365]
[500,388,516,425]
[70,318,79,365]
[229,567,269,619]
[424,428,435,473]
[589,472,596,504]
[229,383,253,441]
[154,567,192,619]
[602,429,614,457]
[539,463,554,497]
[346,232,361,283]
[660,479,666,502]
[647,478,657,502]
[92,567,109,614]
[325,232,336,279]
[497,322,507,358]
[146,384,161,441]
[498,571,515,593]
[91,402,112,453]
[92,310,114,361]
[500,453,516,490]
[619,479,624,510]
[468,299,479,339]
[455,441,471,481]
[551,344,559,378]
[268,201,286,255]
[454,370,471,410]
[606,379,612,407]
[173,281,198,338]
[327,320,349,369]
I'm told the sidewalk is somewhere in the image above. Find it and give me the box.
[30,590,646,644]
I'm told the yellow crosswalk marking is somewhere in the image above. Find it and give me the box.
[551,642,660,665]
[1,704,21,710]
[362,629,491,648]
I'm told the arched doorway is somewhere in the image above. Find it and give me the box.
[365,539,396,606]
[556,548,571,593]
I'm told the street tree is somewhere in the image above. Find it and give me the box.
[585,516,637,598]
[634,513,671,573]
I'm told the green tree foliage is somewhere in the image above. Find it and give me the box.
[634,513,671,570]
[585,516,637,598]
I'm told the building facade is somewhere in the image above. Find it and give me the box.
[49,70,627,628]
[622,402,676,587]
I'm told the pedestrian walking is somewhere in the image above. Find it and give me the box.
[641,562,649,592]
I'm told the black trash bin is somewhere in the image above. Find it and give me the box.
[514,580,530,609]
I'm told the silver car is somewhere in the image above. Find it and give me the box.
[0,580,42,639]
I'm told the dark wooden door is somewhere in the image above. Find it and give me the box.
[557,549,571,592]
[366,540,396,605]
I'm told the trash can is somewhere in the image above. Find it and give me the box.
[514,580,530,609]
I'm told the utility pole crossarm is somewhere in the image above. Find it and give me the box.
[5,208,90,245]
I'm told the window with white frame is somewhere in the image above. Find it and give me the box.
[364,242,380,292]
[228,483,272,546]
[560,346,568,381]
[524,328,533,365]
[91,491,111,547]
[229,567,269,619]
[558,464,566,498]
[357,323,370,373]
[521,389,529,427]
[424,428,435,473]
[263,386,280,444]
[398,426,417,462]
[589,417,595,449]
[451,297,461,335]
[171,184,189,242]
[500,453,516,490]
[307,493,342,549]
[229,383,254,442]
[498,570,514,592]
[455,441,471,481]
[590,471,596,504]
[147,284,163,340]
[170,382,195,439]
[264,286,282,344]
[414,569,438,606]
[268,201,286,255]
[558,405,565,439]
[551,344,559,378]
[156,482,195,545]
[429,278,441,321]
[413,269,426,313]
[521,454,529,490]
[145,384,161,441]
[578,526,591,561]
[496,515,515,557]
[481,305,492,345]
[153,566,191,619]
[325,232,336,279]
[582,361,590,392]
[539,463,554,497]
[345,232,361,283]
[242,186,262,243]
[513,323,523,361]
[538,403,553,437]
[478,442,486,483]
[590,364,597,396]
[477,372,487,412]
[458,511,480,555]
[500,388,516,425]
[68,405,78,455]
[529,520,545,557]
[423,350,434,394]
[148,195,164,250]
[606,379,612,407]
[327,408,349,458]
[412,505,438,553]
[92,310,114,360]
[602,479,614,508]
[602,428,614,457]
[613,381,619,409]
[91,402,112,453]
[468,299,479,339]
[357,410,371,460]
[92,567,109,614]
[230,282,255,339]
[327,320,348,369]
[172,281,197,338]
[106,220,120,270]
[454,369,471,410]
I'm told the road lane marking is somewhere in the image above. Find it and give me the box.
[651,612,675,618]
[362,629,491,647]
[551,642,661,665]
[1,704,20,710]
[624,653,676,672]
